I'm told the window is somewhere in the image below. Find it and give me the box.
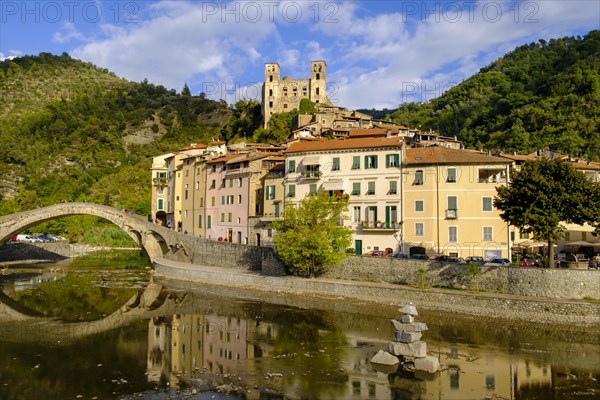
[385,206,397,228]
[184,190,188,200]
[483,227,493,241]
[415,223,424,236]
[196,181,200,190]
[367,181,375,195]
[448,196,457,211]
[176,195,180,201]
[449,226,458,243]
[200,198,204,207]
[228,213,232,222]
[198,215,202,228]
[309,183,317,194]
[207,215,211,229]
[388,180,397,195]
[520,230,530,239]
[229,179,233,188]
[157,199,164,210]
[414,170,424,185]
[221,196,225,205]
[386,154,399,168]
[210,179,216,189]
[211,165,216,173]
[352,182,361,195]
[267,228,272,238]
[352,156,360,169]
[211,196,215,206]
[238,195,242,204]
[266,185,276,200]
[364,155,378,169]
[353,206,361,222]
[274,203,280,217]
[482,197,493,211]
[220,213,225,222]
[238,178,243,187]
[227,195,234,204]
[415,200,424,212]
[332,157,340,171]
[287,184,296,197]
[220,180,225,188]
[288,160,296,173]
[447,168,457,183]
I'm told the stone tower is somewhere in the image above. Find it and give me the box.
[261,61,328,128]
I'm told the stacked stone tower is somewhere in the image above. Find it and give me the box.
[371,303,440,374]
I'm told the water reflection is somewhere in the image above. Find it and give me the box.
[0,257,599,399]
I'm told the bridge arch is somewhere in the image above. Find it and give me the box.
[0,203,182,261]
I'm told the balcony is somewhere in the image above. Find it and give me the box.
[360,221,401,230]
[153,177,167,187]
[445,209,458,219]
[301,171,322,180]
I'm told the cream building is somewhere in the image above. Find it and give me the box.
[402,147,512,259]
[150,152,173,225]
[262,60,329,128]
[284,137,405,254]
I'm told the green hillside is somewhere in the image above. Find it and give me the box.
[388,30,600,159]
[0,53,232,242]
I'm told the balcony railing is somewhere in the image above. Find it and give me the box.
[153,177,167,187]
[301,171,322,180]
[445,209,458,219]
[361,221,401,230]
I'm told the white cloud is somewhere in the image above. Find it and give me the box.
[52,22,86,44]
[70,0,275,92]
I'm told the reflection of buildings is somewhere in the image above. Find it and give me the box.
[146,312,276,387]
[147,312,562,399]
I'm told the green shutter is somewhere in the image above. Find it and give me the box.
[373,155,378,168]
[386,154,391,168]
[288,160,295,173]
[385,206,390,228]
[364,156,369,169]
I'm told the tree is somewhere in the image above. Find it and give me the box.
[299,98,317,114]
[494,158,600,268]
[181,82,191,96]
[272,192,354,277]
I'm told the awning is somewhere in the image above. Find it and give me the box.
[514,241,546,247]
[565,241,600,246]
[303,155,320,165]
[321,180,344,191]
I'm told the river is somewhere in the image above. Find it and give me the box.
[0,251,598,399]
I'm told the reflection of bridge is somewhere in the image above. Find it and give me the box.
[0,282,185,345]
[0,203,191,262]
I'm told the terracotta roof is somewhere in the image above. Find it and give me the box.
[206,153,243,164]
[570,160,600,171]
[284,137,404,153]
[178,143,207,151]
[497,153,538,162]
[404,146,511,165]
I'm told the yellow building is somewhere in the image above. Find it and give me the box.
[402,147,512,259]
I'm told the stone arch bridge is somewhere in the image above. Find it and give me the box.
[0,203,190,262]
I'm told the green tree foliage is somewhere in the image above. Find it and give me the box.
[181,82,191,96]
[0,53,231,244]
[494,159,600,268]
[387,31,600,159]
[299,98,317,114]
[272,192,353,277]
[254,109,298,143]
[220,99,262,142]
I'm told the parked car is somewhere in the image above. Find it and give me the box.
[484,258,511,267]
[447,257,464,263]
[410,254,430,261]
[432,255,450,262]
[365,250,387,258]
[389,253,409,259]
[464,256,485,264]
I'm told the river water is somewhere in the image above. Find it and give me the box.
[0,251,598,400]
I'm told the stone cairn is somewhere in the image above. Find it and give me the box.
[370,303,440,374]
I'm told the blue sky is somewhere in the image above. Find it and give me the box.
[2,1,599,109]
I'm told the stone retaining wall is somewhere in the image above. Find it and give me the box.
[154,259,600,326]
[328,256,600,300]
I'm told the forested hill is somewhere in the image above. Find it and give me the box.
[0,53,232,218]
[387,30,600,160]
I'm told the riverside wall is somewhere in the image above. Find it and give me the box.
[154,258,600,326]
[3,239,598,301]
